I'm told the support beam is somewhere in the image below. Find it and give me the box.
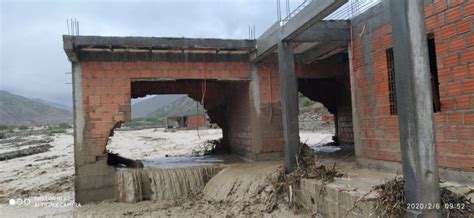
[278,40,300,172]
[292,20,349,42]
[389,0,441,216]
[299,41,347,63]
[253,0,347,62]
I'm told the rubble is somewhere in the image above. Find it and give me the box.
[373,177,473,216]
[269,143,343,212]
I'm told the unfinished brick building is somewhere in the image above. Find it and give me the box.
[351,0,474,180]
[64,0,474,203]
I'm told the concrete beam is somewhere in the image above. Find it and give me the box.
[63,35,256,57]
[292,20,349,42]
[278,40,300,172]
[298,41,347,63]
[389,0,441,216]
[76,50,250,62]
[253,0,347,62]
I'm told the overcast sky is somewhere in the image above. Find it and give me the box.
[1,0,308,107]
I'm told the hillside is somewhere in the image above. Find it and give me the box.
[0,91,72,125]
[148,95,205,118]
[131,95,183,118]
[32,98,71,112]
[126,95,205,128]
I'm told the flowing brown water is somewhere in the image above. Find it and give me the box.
[117,166,222,203]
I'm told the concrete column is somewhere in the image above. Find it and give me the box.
[348,43,362,157]
[71,61,86,202]
[277,40,300,172]
[72,62,85,166]
[389,0,441,216]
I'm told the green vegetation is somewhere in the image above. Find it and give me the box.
[298,92,316,112]
[18,125,29,130]
[0,125,13,139]
[57,123,71,129]
[123,117,167,129]
[46,124,70,136]
[0,125,15,132]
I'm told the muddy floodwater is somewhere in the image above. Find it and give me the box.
[140,154,242,168]
[0,128,334,217]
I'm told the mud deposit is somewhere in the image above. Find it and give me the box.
[62,162,300,217]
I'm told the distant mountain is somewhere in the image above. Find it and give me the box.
[131,95,183,118]
[32,98,71,112]
[148,95,205,118]
[0,91,72,125]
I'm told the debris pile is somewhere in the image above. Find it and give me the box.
[191,138,223,155]
[373,177,473,216]
[0,144,52,161]
[107,151,144,168]
[268,143,343,212]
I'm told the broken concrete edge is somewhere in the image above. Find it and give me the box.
[356,157,474,185]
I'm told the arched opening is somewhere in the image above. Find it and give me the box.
[298,92,335,147]
[105,79,247,169]
[298,78,354,154]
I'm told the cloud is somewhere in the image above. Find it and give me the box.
[0,0,304,106]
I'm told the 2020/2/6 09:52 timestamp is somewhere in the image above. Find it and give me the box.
[406,203,466,210]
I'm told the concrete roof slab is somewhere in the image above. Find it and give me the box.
[63,35,256,61]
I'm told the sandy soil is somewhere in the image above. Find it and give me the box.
[0,128,334,217]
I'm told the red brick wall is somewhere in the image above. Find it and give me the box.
[80,60,250,161]
[80,56,352,161]
[257,63,285,154]
[351,0,474,171]
[187,114,207,128]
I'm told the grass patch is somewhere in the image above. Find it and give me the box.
[0,125,13,131]
[122,117,167,129]
[18,125,29,130]
[57,123,71,129]
[46,124,69,136]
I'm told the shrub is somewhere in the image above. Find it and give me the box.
[0,132,6,139]
[58,123,71,129]
[48,129,67,135]
[18,126,29,130]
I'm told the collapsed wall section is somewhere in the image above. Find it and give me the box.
[71,51,258,202]
[68,40,294,202]
[297,58,354,144]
